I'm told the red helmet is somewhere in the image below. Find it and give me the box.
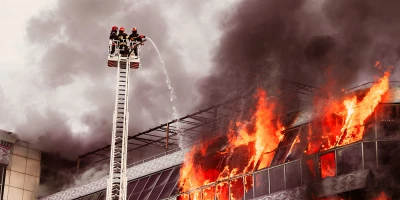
[119,27,125,32]
[112,26,117,31]
[139,35,145,38]
[132,27,137,31]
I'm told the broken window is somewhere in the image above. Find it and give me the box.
[320,152,336,179]
[336,144,362,175]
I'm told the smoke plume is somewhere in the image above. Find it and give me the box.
[2,0,238,159]
[199,0,400,108]
[0,0,237,195]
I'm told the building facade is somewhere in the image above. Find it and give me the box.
[41,84,400,200]
[0,130,42,200]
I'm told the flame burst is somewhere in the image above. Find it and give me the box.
[179,89,283,199]
[179,69,391,199]
[338,72,390,145]
[315,71,391,151]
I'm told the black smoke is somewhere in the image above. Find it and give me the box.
[198,0,400,109]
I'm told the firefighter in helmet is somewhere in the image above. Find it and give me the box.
[128,27,139,41]
[131,34,146,57]
[117,27,129,55]
[109,26,118,55]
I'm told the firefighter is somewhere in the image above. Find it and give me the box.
[109,26,118,55]
[128,27,139,41]
[132,34,146,57]
[129,27,139,56]
[118,27,129,55]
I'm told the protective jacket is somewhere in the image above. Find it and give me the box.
[118,32,129,45]
[128,31,139,41]
[109,31,118,40]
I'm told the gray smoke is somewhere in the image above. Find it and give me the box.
[11,0,237,160]
[11,0,238,196]
[198,0,400,108]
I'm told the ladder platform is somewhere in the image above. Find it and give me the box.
[107,55,139,69]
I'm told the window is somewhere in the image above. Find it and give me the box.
[377,105,400,139]
[285,161,301,189]
[336,144,362,175]
[319,152,336,179]
[253,169,269,197]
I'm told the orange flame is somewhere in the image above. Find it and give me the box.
[338,72,390,146]
[373,192,392,200]
[320,152,336,178]
[179,68,391,198]
[178,89,283,199]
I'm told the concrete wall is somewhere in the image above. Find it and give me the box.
[3,141,41,200]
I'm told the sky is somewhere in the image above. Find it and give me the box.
[0,0,239,158]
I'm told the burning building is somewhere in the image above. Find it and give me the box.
[37,71,400,200]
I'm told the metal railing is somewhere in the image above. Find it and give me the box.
[127,146,185,168]
[167,138,394,200]
[341,81,400,95]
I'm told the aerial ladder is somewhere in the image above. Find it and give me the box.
[106,30,145,200]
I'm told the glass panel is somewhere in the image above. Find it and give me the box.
[244,175,254,200]
[202,186,215,200]
[378,141,400,169]
[169,181,180,196]
[97,191,105,200]
[305,125,323,155]
[254,170,269,197]
[362,111,376,141]
[230,177,244,200]
[216,182,229,200]
[143,173,161,191]
[377,105,400,139]
[337,144,362,175]
[89,192,101,200]
[167,167,181,183]
[127,192,141,200]
[270,147,290,166]
[280,129,300,147]
[284,133,306,163]
[132,177,150,194]
[320,152,336,179]
[363,142,377,170]
[302,157,317,183]
[155,168,173,187]
[159,181,177,199]
[269,166,285,193]
[126,180,139,198]
[147,185,165,200]
[285,161,301,189]
[137,189,152,200]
